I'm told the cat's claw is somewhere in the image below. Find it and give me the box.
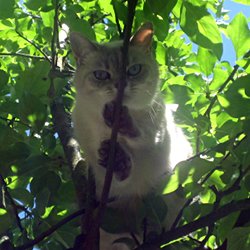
[103,101,140,138]
[98,139,131,181]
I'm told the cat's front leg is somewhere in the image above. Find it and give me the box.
[98,139,131,181]
[103,101,140,138]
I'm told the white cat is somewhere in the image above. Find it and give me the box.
[70,23,192,250]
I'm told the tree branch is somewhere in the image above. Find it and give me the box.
[50,100,87,208]
[83,0,138,249]
[15,208,85,250]
[136,198,250,249]
[204,51,250,117]
[171,132,248,230]
[49,0,87,230]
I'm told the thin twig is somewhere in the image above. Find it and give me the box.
[171,133,248,229]
[51,0,59,70]
[15,208,85,250]
[204,64,239,117]
[198,164,249,249]
[0,52,45,60]
[83,0,138,249]
[204,50,250,118]
[130,232,140,247]
[0,116,31,129]
[0,174,25,235]
[135,198,250,249]
[15,30,51,63]
[113,3,123,38]
[91,13,111,26]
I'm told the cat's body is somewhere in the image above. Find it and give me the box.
[70,23,192,250]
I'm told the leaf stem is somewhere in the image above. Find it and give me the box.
[15,30,51,63]
[0,52,45,60]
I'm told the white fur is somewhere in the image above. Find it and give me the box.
[71,31,192,249]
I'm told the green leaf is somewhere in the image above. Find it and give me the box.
[153,16,170,41]
[232,0,250,5]
[220,75,250,118]
[210,66,230,91]
[36,188,51,216]
[143,194,168,226]
[17,154,52,176]
[64,9,95,40]
[144,0,178,16]
[227,13,250,59]
[180,1,222,59]
[243,174,250,192]
[0,69,9,90]
[112,0,127,23]
[19,93,48,131]
[9,188,34,207]
[162,171,180,194]
[200,188,216,204]
[175,158,213,185]
[0,0,15,19]
[216,212,239,243]
[0,142,31,165]
[185,73,204,92]
[184,182,204,199]
[197,47,217,76]
[101,207,136,234]
[0,124,21,151]
[206,170,226,189]
[227,227,250,250]
[16,61,51,98]
[0,209,12,234]
[30,171,61,195]
[25,0,47,11]
[169,85,193,106]
[40,10,54,27]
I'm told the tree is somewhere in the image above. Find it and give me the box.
[0,0,250,249]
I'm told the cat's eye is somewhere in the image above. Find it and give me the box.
[127,64,142,76]
[93,70,110,80]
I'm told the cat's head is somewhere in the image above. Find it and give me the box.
[70,23,159,109]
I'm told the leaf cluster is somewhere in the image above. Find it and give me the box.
[0,0,250,250]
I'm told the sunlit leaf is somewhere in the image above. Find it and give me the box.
[232,0,250,5]
[227,13,250,59]
[180,1,222,59]
[221,75,250,117]
[197,47,217,76]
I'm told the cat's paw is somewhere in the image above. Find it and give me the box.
[103,101,140,138]
[98,139,131,181]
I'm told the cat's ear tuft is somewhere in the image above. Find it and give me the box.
[130,22,153,50]
[70,32,97,66]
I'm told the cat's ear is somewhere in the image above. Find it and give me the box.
[130,22,153,50]
[70,32,97,66]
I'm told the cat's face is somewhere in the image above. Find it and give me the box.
[71,23,158,110]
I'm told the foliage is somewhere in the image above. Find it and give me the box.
[0,0,250,249]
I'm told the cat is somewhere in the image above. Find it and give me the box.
[70,23,192,250]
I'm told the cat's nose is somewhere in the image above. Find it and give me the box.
[114,82,126,88]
